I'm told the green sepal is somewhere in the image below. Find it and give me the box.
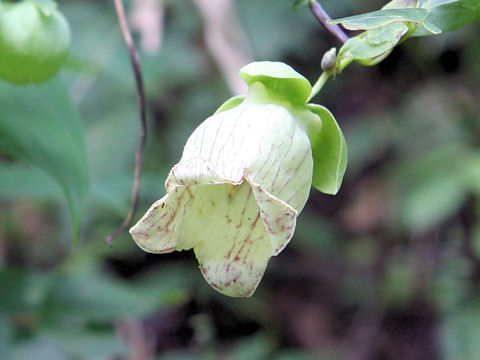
[240,61,312,105]
[214,95,246,114]
[307,104,347,195]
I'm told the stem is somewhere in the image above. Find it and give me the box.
[308,71,329,102]
[106,0,148,246]
[309,0,349,44]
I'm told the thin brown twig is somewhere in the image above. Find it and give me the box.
[309,0,349,44]
[106,0,147,246]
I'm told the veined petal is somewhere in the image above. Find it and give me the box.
[131,176,299,296]
[132,159,245,254]
[129,187,192,253]
[180,102,313,212]
[248,180,297,256]
[167,157,242,190]
[177,182,272,297]
[244,107,313,213]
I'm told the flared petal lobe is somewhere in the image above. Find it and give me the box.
[130,102,313,296]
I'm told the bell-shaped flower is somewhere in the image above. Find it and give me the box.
[130,62,347,297]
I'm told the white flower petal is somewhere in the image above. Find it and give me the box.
[167,157,242,190]
[248,180,296,256]
[176,182,272,297]
[245,109,313,213]
[129,187,191,253]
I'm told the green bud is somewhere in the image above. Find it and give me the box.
[0,0,71,84]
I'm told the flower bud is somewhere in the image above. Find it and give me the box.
[0,0,71,84]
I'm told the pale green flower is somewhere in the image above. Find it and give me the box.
[130,62,347,297]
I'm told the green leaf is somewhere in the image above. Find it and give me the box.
[307,104,347,195]
[214,95,246,114]
[292,0,309,11]
[0,78,89,242]
[383,0,419,9]
[240,61,312,105]
[0,315,11,360]
[229,332,273,360]
[394,145,469,233]
[42,331,128,360]
[440,302,480,360]
[414,0,480,36]
[0,163,63,200]
[336,22,409,70]
[330,8,427,31]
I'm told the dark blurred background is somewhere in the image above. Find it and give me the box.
[1,0,480,359]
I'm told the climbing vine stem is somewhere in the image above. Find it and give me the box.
[309,0,349,44]
[106,0,148,246]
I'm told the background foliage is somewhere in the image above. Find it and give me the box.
[1,0,480,359]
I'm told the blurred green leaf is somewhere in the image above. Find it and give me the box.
[308,104,347,195]
[9,337,70,360]
[383,252,417,305]
[0,164,63,201]
[0,268,54,314]
[431,242,470,311]
[43,330,128,360]
[440,302,480,360]
[44,271,170,321]
[6,330,125,360]
[394,145,470,233]
[415,0,480,36]
[292,0,309,11]
[330,8,427,31]
[461,151,480,196]
[0,263,191,325]
[0,79,89,243]
[0,315,12,360]
[229,332,273,360]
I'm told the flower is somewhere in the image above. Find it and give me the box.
[130,62,347,297]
